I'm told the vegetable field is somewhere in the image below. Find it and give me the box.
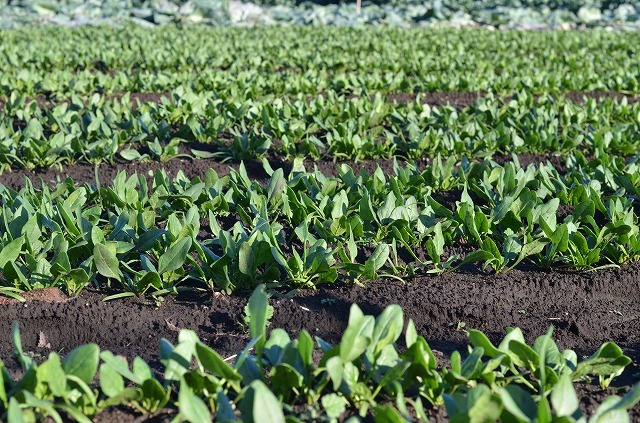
[0,25,640,422]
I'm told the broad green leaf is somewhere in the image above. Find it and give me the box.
[158,237,192,274]
[267,168,286,202]
[551,372,580,417]
[119,149,141,161]
[246,284,270,356]
[371,304,403,355]
[0,237,23,268]
[178,379,211,423]
[63,344,99,384]
[373,405,406,422]
[498,385,537,422]
[37,353,67,397]
[572,342,630,380]
[589,383,640,423]
[93,243,120,282]
[364,243,389,278]
[340,304,374,363]
[405,319,417,348]
[136,229,167,252]
[99,364,125,398]
[468,329,503,358]
[322,393,347,420]
[216,390,237,423]
[8,397,25,423]
[326,355,344,391]
[239,380,285,423]
[195,342,242,382]
[508,340,539,370]
[238,242,254,275]
[141,379,169,412]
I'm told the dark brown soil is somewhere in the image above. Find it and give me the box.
[0,287,69,304]
[491,152,569,173]
[0,157,271,190]
[3,90,639,115]
[1,263,639,421]
[0,149,573,191]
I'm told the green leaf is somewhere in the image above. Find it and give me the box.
[37,353,67,397]
[405,319,417,348]
[373,405,406,422]
[100,364,125,398]
[136,229,167,252]
[141,379,169,412]
[325,356,343,390]
[158,237,192,274]
[93,243,121,282]
[572,342,630,380]
[63,344,99,384]
[238,242,255,275]
[216,390,237,423]
[371,304,403,355]
[364,243,389,278]
[178,379,211,423]
[551,372,580,418]
[267,168,286,202]
[498,385,537,422]
[322,394,347,420]
[0,237,23,269]
[508,340,539,370]
[264,329,290,366]
[99,351,143,384]
[589,382,640,423]
[195,342,242,382]
[359,190,376,224]
[120,149,141,161]
[246,285,270,357]
[492,195,514,222]
[239,380,285,423]
[340,304,374,363]
[132,355,153,380]
[468,329,503,358]
[8,397,25,423]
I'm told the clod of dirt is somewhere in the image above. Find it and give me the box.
[0,287,69,305]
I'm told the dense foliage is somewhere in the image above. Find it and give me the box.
[2,26,639,99]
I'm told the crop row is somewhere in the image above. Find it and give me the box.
[3,285,639,422]
[1,90,640,172]
[1,27,640,97]
[0,153,639,299]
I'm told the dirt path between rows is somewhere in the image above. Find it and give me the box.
[0,150,571,190]
[2,90,639,112]
[1,263,638,421]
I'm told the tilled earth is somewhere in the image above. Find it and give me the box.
[1,91,640,421]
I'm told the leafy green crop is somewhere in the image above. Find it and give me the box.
[2,150,640,299]
[2,286,638,422]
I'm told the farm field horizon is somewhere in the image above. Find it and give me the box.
[1,24,640,422]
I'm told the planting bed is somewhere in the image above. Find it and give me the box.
[1,25,640,422]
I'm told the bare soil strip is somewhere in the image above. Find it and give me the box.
[2,90,639,114]
[0,150,572,191]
